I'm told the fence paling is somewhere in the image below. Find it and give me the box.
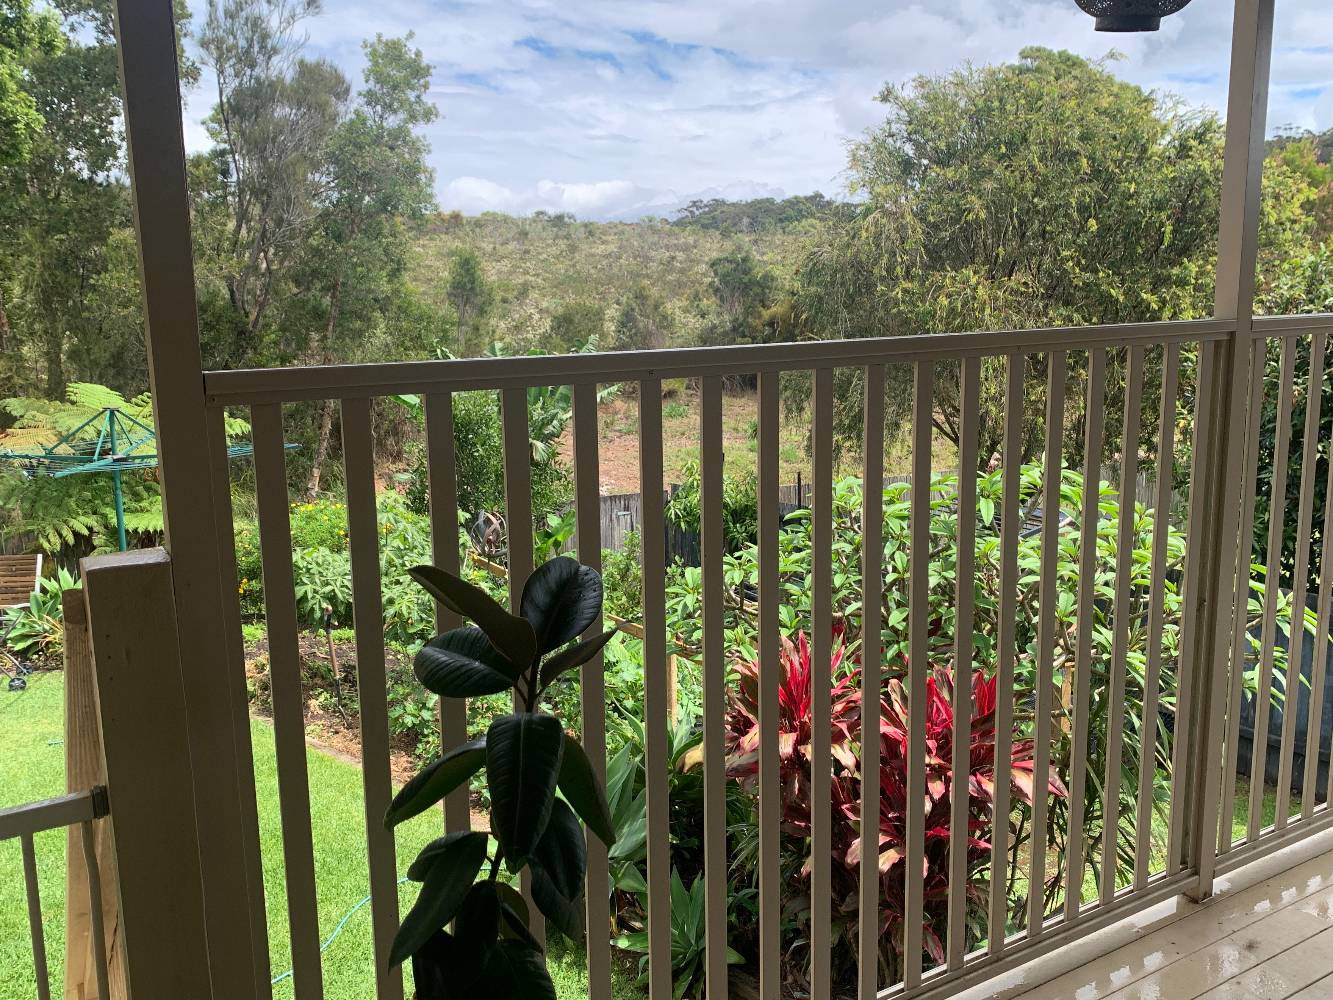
[1065,349,1107,919]
[1276,333,1326,825]
[1220,339,1266,852]
[572,382,612,1000]
[1249,337,1298,840]
[1168,342,1216,878]
[341,398,403,1000]
[424,391,469,835]
[947,357,980,971]
[638,378,672,1000]
[252,403,325,1000]
[1137,342,1180,887]
[1307,339,1333,817]
[859,364,886,999]
[1028,351,1066,938]
[904,360,933,989]
[500,387,542,944]
[1104,346,1145,902]
[988,353,1024,956]
[757,372,782,1000]
[810,367,834,997]
[700,375,729,1000]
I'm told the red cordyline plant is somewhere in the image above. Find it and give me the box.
[725,631,1067,980]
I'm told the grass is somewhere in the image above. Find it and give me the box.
[0,671,642,1000]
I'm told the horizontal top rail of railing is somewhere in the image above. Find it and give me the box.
[0,787,108,840]
[203,318,1236,404]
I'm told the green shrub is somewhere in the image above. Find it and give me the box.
[2,568,80,660]
[289,499,349,551]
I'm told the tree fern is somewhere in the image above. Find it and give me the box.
[0,382,250,558]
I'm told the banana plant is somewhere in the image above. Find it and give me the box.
[384,557,619,999]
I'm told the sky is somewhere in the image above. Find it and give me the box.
[180,0,1333,222]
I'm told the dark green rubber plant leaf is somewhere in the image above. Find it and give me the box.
[453,881,501,956]
[390,831,488,967]
[538,627,618,692]
[410,930,472,1000]
[476,938,557,1000]
[556,734,615,849]
[410,564,536,669]
[494,883,539,950]
[487,713,565,870]
[520,558,603,654]
[385,738,486,828]
[406,831,486,882]
[415,627,519,697]
[528,798,587,939]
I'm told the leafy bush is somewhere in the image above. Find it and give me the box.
[722,632,1066,982]
[664,460,759,554]
[385,558,619,998]
[601,534,643,622]
[289,499,349,552]
[2,567,80,660]
[613,870,743,999]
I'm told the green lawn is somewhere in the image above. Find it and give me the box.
[0,671,640,999]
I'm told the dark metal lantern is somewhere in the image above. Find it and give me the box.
[1074,0,1193,32]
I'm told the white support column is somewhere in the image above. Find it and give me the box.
[1187,0,1274,901]
[109,0,263,990]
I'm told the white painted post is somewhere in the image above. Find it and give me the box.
[109,0,265,987]
[1187,0,1274,901]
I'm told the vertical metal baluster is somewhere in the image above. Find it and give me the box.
[423,392,468,833]
[21,833,50,1000]
[700,376,729,1000]
[500,387,542,944]
[1028,352,1066,937]
[1136,343,1180,887]
[1065,348,1106,920]
[1168,344,1216,877]
[758,371,782,1000]
[811,368,834,996]
[904,360,933,987]
[572,383,611,1000]
[947,357,980,970]
[639,378,671,1000]
[1248,337,1297,839]
[1307,337,1333,818]
[1103,346,1145,902]
[80,820,111,1000]
[989,354,1024,955]
[341,397,403,1000]
[859,365,885,1000]
[1220,340,1266,851]
[251,402,324,1000]
[1276,333,1325,826]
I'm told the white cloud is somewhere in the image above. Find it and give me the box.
[181,0,1333,221]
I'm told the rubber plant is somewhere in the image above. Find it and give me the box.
[384,558,619,999]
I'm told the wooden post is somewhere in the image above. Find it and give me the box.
[82,549,212,998]
[110,0,265,988]
[1186,0,1274,902]
[63,590,127,999]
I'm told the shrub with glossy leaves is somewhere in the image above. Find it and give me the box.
[384,557,619,999]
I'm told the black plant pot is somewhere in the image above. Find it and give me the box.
[1073,0,1193,32]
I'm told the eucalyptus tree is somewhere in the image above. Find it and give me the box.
[196,0,349,356]
[302,33,437,495]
